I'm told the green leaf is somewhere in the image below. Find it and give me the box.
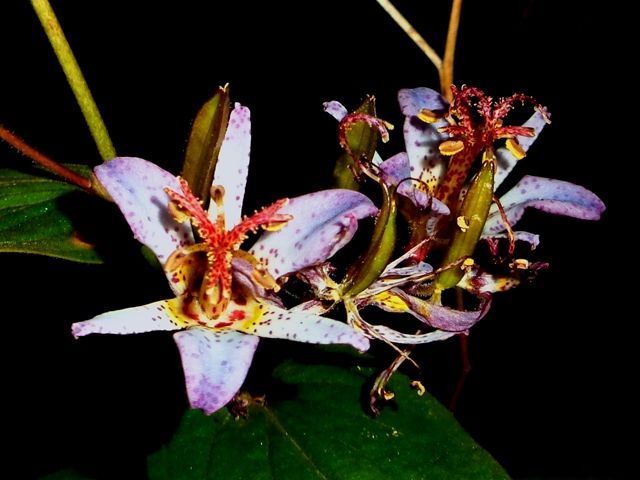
[181,85,231,209]
[39,468,92,480]
[0,166,102,263]
[148,358,509,479]
[334,96,379,191]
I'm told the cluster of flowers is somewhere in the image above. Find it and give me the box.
[72,85,604,415]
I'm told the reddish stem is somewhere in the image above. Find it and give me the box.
[449,333,471,411]
[0,125,92,191]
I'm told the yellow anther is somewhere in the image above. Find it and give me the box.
[382,390,395,401]
[511,258,530,270]
[457,215,470,232]
[417,108,440,123]
[505,138,526,160]
[462,257,475,267]
[439,139,465,156]
[410,380,426,396]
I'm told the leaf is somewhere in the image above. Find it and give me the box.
[181,85,231,209]
[148,357,509,479]
[0,166,102,263]
[39,468,92,480]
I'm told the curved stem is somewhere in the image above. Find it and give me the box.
[31,0,116,161]
[0,125,92,191]
[441,0,463,101]
[376,0,442,71]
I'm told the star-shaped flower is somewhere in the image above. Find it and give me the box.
[72,103,376,414]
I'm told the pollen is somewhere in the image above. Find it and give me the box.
[439,139,465,156]
[511,258,530,270]
[505,138,526,160]
[410,380,426,396]
[457,215,470,232]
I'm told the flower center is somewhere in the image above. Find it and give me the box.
[420,84,549,212]
[163,177,291,320]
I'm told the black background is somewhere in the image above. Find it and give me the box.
[0,1,630,478]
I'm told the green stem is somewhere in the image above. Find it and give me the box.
[31,0,116,161]
[376,0,442,72]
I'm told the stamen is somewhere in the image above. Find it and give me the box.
[165,178,293,319]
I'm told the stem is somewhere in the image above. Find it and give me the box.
[31,0,116,161]
[440,0,463,101]
[0,125,92,191]
[449,333,471,411]
[376,0,442,71]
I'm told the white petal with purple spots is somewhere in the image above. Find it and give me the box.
[485,175,606,234]
[71,299,184,338]
[210,103,251,228]
[372,289,491,332]
[323,101,348,121]
[173,328,259,415]
[397,87,449,116]
[250,189,378,278]
[94,157,194,265]
[244,304,370,352]
[494,111,549,189]
[370,325,457,344]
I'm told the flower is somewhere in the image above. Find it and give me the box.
[318,86,605,344]
[396,86,606,255]
[72,103,377,415]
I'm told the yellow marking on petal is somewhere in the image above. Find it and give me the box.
[373,291,410,313]
[505,138,526,160]
[165,296,202,328]
[231,298,268,334]
[439,139,465,156]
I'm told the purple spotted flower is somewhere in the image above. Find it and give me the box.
[317,86,605,344]
[396,86,606,259]
[72,103,375,415]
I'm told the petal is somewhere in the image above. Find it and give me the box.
[250,189,378,278]
[209,103,251,228]
[323,100,348,121]
[398,87,450,193]
[173,328,259,415]
[484,175,606,234]
[458,269,520,294]
[71,299,188,338]
[233,302,370,352]
[398,87,449,116]
[369,325,457,344]
[494,111,548,189]
[370,289,491,332]
[94,157,194,265]
[378,153,450,214]
[402,117,448,194]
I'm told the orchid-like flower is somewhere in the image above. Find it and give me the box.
[72,103,376,415]
[396,86,606,258]
[317,85,605,345]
